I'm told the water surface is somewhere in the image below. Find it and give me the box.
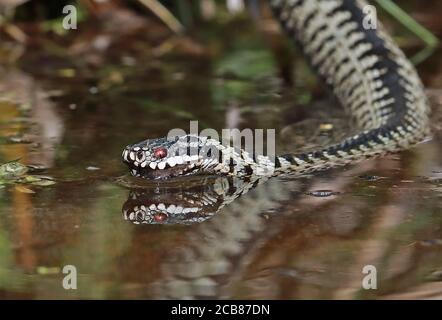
[1,13,442,299]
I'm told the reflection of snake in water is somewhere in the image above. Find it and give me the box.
[122,165,374,298]
[122,0,429,185]
[123,176,303,298]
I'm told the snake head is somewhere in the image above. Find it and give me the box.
[122,188,221,225]
[122,135,223,180]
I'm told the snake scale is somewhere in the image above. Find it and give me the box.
[122,0,430,188]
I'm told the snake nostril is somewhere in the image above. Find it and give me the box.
[136,211,144,221]
[136,151,144,161]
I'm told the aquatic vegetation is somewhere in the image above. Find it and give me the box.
[0,161,55,188]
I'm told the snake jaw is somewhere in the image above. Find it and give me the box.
[125,160,202,180]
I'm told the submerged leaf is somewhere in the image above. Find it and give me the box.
[0,162,55,187]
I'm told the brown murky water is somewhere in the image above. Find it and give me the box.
[1,11,442,299]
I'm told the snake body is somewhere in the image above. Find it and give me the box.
[122,0,430,181]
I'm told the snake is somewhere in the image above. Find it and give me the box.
[119,0,433,298]
[122,0,430,187]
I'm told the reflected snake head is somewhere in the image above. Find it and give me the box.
[122,135,224,180]
[121,176,256,225]
[122,190,218,225]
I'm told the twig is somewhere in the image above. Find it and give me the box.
[375,0,440,65]
[137,0,184,34]
[3,23,27,43]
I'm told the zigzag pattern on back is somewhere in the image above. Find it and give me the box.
[270,0,429,177]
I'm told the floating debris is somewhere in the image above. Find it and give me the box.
[419,239,442,247]
[0,161,55,187]
[306,190,340,197]
[319,123,334,131]
[36,266,61,275]
[86,166,101,171]
[358,174,381,181]
[0,161,28,179]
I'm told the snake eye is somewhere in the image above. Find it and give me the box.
[153,147,167,159]
[153,212,168,223]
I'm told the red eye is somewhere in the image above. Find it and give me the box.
[153,212,168,222]
[153,147,167,159]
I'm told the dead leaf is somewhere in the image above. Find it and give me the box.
[15,185,35,194]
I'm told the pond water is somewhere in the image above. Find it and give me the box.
[0,13,442,299]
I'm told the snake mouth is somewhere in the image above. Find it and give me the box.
[125,161,201,180]
[131,164,192,180]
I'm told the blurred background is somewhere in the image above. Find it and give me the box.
[0,0,442,299]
